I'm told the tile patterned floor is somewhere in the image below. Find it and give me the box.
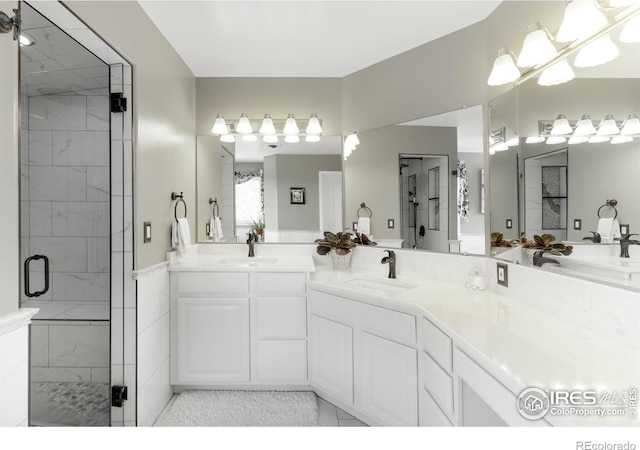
[317,396,368,427]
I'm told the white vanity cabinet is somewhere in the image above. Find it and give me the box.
[170,270,310,386]
[309,288,418,426]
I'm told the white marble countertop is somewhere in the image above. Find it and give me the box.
[309,267,640,427]
[168,254,316,273]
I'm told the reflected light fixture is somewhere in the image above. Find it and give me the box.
[283,114,300,135]
[589,136,610,143]
[263,134,278,144]
[487,47,520,86]
[546,136,567,145]
[550,114,573,135]
[517,23,558,68]
[526,136,546,144]
[596,115,620,135]
[556,0,608,43]
[284,135,300,144]
[611,135,634,144]
[259,114,276,135]
[236,113,253,134]
[220,134,235,143]
[619,15,640,43]
[305,113,323,135]
[344,132,359,160]
[211,114,229,135]
[621,114,640,135]
[568,136,589,144]
[573,114,597,136]
[305,135,321,143]
[573,34,620,68]
[537,58,575,86]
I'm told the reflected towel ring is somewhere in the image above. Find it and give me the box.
[172,192,187,222]
[357,202,372,218]
[597,199,617,219]
[209,197,220,217]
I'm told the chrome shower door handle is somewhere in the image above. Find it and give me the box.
[24,254,49,298]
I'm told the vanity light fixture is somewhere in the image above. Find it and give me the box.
[305,113,323,135]
[596,115,620,135]
[236,113,253,134]
[619,15,640,42]
[621,114,640,135]
[343,132,360,160]
[611,135,634,144]
[537,58,575,86]
[573,34,620,68]
[573,114,597,136]
[550,114,573,135]
[517,23,558,68]
[305,134,321,143]
[283,114,300,135]
[220,134,235,143]
[487,47,520,86]
[211,114,229,135]
[259,114,276,135]
[556,0,608,43]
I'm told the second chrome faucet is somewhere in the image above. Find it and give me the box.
[381,250,396,278]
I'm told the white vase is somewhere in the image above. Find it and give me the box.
[330,251,352,269]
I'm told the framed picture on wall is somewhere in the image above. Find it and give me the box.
[290,187,306,204]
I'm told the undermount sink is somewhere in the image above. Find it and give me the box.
[342,277,418,293]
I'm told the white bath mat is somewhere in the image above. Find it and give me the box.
[154,390,319,427]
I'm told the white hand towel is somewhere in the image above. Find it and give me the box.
[357,217,371,235]
[612,219,621,240]
[597,218,614,243]
[209,216,224,243]
[215,217,224,240]
[172,218,191,257]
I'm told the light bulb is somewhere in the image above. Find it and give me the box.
[236,113,253,134]
[596,115,620,135]
[285,135,300,143]
[573,115,596,136]
[220,134,235,143]
[611,135,633,144]
[517,25,557,68]
[259,114,276,135]
[211,114,228,135]
[305,135,321,143]
[556,0,608,43]
[305,113,323,135]
[538,59,575,86]
[546,136,567,145]
[551,114,573,135]
[263,135,278,144]
[621,114,640,135]
[283,114,299,135]
[487,48,520,86]
[574,34,619,68]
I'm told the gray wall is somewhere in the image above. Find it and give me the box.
[459,152,485,234]
[490,149,520,241]
[0,0,19,315]
[67,1,197,269]
[196,136,223,241]
[264,154,342,231]
[345,125,457,240]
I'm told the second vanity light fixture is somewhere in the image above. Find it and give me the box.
[488,0,640,88]
[211,113,323,144]
[343,132,360,161]
[525,113,640,145]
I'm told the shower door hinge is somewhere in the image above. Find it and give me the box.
[110,92,127,113]
[112,385,128,407]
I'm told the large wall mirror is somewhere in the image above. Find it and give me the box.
[196,135,343,243]
[344,105,486,255]
[489,20,640,276]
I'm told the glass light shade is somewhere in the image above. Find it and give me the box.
[526,136,546,144]
[589,136,610,143]
[551,114,573,135]
[573,115,596,136]
[621,115,640,135]
[211,114,228,135]
[259,114,276,135]
[344,147,353,161]
[19,33,36,47]
[305,135,321,143]
[569,136,589,144]
[517,28,557,67]
[538,59,575,86]
[556,0,608,43]
[487,49,520,86]
[306,113,323,135]
[283,114,299,135]
[506,137,519,147]
[263,134,278,144]
[546,136,567,145]
[596,115,620,135]
[574,35,620,68]
[236,113,253,134]
[242,134,257,142]
[220,134,235,143]
[611,135,634,144]
[344,133,359,149]
[284,135,300,144]
[620,16,640,43]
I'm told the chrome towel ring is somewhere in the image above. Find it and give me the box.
[597,199,617,219]
[357,202,372,218]
[172,192,187,222]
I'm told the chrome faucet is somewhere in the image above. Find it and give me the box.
[583,231,601,243]
[381,250,396,279]
[247,230,258,257]
[619,234,640,258]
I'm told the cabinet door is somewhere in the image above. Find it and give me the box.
[359,332,418,426]
[175,297,249,384]
[310,315,354,405]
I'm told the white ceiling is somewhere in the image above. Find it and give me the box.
[137,1,501,77]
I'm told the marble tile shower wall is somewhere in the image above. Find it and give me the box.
[22,92,110,305]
